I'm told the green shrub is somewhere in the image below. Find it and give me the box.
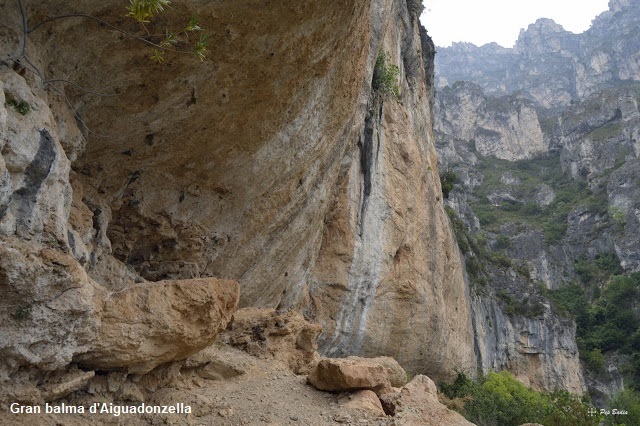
[126,0,170,22]
[583,348,606,372]
[406,0,424,17]
[477,209,497,226]
[5,97,30,115]
[544,220,568,244]
[522,202,542,216]
[490,252,512,268]
[440,371,473,399]
[440,370,602,426]
[608,206,626,225]
[548,284,589,323]
[605,389,640,425]
[543,390,602,426]
[588,122,623,142]
[574,253,622,285]
[466,257,480,279]
[465,371,554,426]
[496,235,511,250]
[440,170,457,198]
[373,51,400,98]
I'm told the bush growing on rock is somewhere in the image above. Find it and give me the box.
[373,51,400,99]
[440,170,457,198]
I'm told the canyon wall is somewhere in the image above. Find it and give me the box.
[434,0,640,398]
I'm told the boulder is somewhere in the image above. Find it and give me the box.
[76,278,239,374]
[389,375,474,426]
[307,356,407,393]
[340,390,386,418]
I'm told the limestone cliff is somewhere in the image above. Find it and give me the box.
[0,0,474,401]
[434,0,640,399]
[435,81,547,161]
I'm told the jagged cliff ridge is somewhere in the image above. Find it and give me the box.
[0,0,475,403]
[436,0,640,107]
[435,0,640,400]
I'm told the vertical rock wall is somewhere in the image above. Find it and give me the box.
[472,295,585,394]
[310,0,476,378]
[1,0,476,396]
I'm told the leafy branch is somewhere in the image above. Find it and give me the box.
[2,0,209,88]
[1,0,209,136]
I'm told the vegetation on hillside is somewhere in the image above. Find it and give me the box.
[439,370,601,426]
[549,272,640,390]
[469,154,608,244]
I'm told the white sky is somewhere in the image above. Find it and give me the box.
[420,0,611,48]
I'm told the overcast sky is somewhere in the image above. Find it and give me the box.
[420,0,610,48]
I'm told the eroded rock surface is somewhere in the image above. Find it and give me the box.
[307,356,407,393]
[222,307,322,374]
[382,375,474,425]
[435,81,547,161]
[76,278,239,374]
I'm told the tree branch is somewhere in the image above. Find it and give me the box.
[29,13,196,55]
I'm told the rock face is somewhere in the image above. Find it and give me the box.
[307,0,476,379]
[435,81,547,161]
[1,0,475,398]
[433,0,640,399]
[471,295,584,394]
[76,278,239,374]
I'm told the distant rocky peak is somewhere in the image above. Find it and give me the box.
[524,17,567,35]
[610,0,631,13]
[514,18,575,55]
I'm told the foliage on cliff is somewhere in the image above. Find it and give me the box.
[372,51,400,99]
[3,0,207,83]
[550,272,640,387]
[469,154,607,243]
[440,370,600,426]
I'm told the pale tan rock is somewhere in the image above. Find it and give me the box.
[222,308,322,374]
[341,390,387,417]
[307,356,406,393]
[40,370,95,402]
[391,375,474,426]
[308,15,477,381]
[378,387,402,416]
[184,342,256,376]
[76,278,239,374]
[116,382,145,402]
